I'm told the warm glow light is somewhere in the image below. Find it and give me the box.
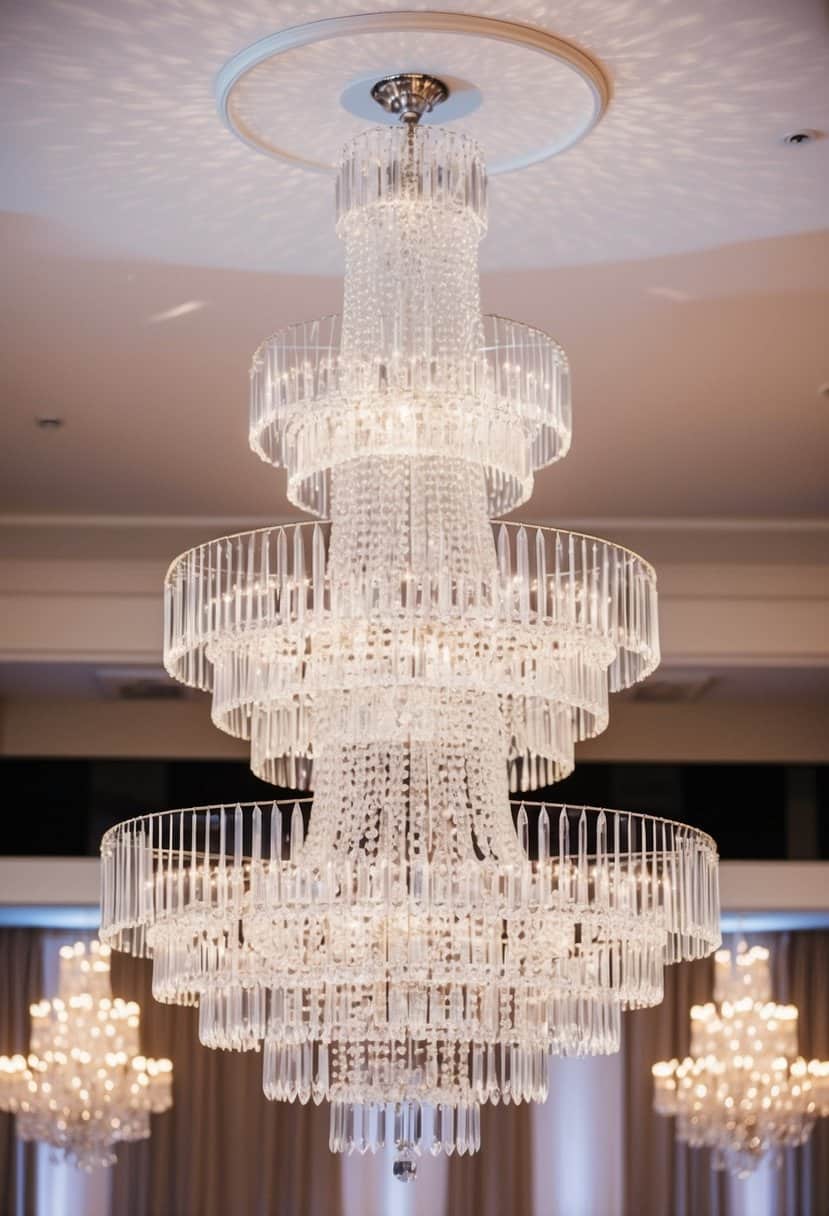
[0,940,172,1170]
[653,943,829,1178]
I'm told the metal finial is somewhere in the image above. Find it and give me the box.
[370,73,449,125]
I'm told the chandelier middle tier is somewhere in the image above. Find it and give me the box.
[102,73,720,1173]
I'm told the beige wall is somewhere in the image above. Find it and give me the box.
[2,695,828,763]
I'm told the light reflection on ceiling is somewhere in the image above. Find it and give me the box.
[0,0,827,272]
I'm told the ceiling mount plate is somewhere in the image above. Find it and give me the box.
[370,73,449,124]
[216,11,609,175]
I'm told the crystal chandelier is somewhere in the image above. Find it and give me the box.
[100,75,720,1173]
[0,940,172,1170]
[653,943,829,1179]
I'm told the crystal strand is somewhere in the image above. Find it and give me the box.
[535,527,547,620]
[577,809,588,905]
[516,527,530,620]
[270,801,282,864]
[190,810,198,907]
[290,803,304,861]
[218,806,226,914]
[558,808,570,907]
[538,805,551,862]
[251,804,262,905]
[517,803,529,859]
[596,809,607,907]
[312,524,325,615]
[203,804,211,915]
[293,526,306,624]
[245,531,255,629]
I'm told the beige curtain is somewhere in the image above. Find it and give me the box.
[109,952,341,1216]
[624,931,829,1216]
[445,1101,533,1215]
[773,931,829,1216]
[0,928,43,1216]
[624,952,722,1216]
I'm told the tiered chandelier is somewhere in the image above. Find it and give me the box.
[653,943,829,1178]
[100,76,720,1175]
[0,940,172,1170]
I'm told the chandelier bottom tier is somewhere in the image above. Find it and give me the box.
[653,943,829,1178]
[0,941,172,1170]
[101,799,718,1158]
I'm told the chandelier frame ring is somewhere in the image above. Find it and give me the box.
[100,798,717,861]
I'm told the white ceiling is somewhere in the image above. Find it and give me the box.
[2,222,827,524]
[1,0,828,273]
[0,0,827,533]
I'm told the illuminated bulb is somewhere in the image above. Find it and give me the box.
[653,942,829,1178]
[0,940,172,1170]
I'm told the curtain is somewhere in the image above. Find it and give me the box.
[623,931,829,1216]
[109,952,341,1216]
[445,1101,533,1216]
[773,931,829,1216]
[0,929,43,1216]
[624,952,722,1216]
[2,929,826,1216]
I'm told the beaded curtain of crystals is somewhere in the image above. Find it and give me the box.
[653,943,829,1180]
[100,76,720,1178]
[0,941,172,1170]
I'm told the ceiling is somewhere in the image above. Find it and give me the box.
[0,0,828,535]
[1,0,828,272]
[2,221,827,528]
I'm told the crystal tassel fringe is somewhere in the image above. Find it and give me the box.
[164,519,658,789]
[100,800,718,1156]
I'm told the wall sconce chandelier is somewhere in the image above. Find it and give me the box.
[653,943,829,1179]
[0,941,172,1171]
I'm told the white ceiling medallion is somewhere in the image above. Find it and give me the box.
[215,12,609,174]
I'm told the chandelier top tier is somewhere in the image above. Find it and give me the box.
[250,125,569,519]
[0,941,172,1171]
[216,13,609,175]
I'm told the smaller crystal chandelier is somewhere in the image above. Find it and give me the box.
[0,940,172,1170]
[653,943,829,1179]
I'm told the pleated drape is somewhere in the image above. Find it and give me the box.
[109,952,341,1216]
[623,930,829,1216]
[3,927,826,1216]
[773,930,829,1216]
[624,952,723,1216]
[445,1101,533,1216]
[0,928,43,1216]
